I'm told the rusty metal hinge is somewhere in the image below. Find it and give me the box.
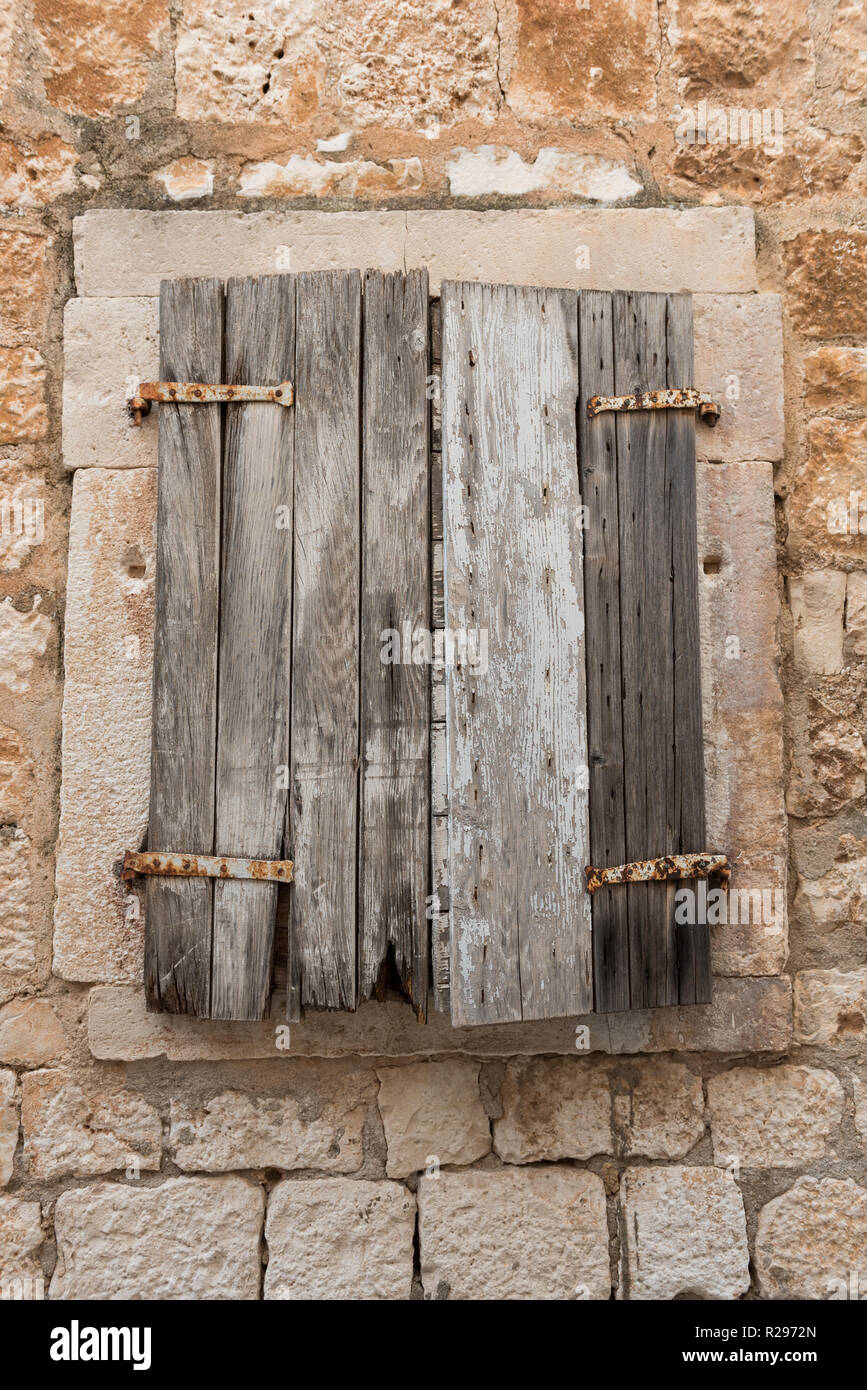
[127,380,295,426]
[585,852,730,894]
[586,388,721,426]
[122,850,294,883]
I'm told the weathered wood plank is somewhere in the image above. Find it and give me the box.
[442,280,592,1026]
[578,290,630,1014]
[613,290,678,1008]
[359,269,430,1017]
[211,275,295,1020]
[144,277,222,1016]
[288,270,361,1015]
[666,293,711,1005]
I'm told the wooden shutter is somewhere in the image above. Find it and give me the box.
[144,271,430,1021]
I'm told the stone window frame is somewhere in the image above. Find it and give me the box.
[56,207,791,1064]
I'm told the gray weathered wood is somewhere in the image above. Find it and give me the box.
[211,275,295,1020]
[288,270,361,1016]
[442,280,592,1026]
[578,291,630,1014]
[359,270,430,1018]
[144,277,222,1016]
[666,293,711,1005]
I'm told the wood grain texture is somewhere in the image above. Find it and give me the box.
[358,270,430,1017]
[211,275,295,1020]
[288,270,361,1016]
[613,290,677,1008]
[578,291,630,1014]
[442,280,592,1026]
[144,277,222,1016]
[665,294,711,1005]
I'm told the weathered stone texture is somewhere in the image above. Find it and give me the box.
[53,467,155,983]
[619,1167,750,1300]
[708,1066,844,1167]
[790,570,847,675]
[0,1195,42,1286]
[794,837,867,966]
[239,154,423,199]
[419,1167,610,1299]
[788,698,866,820]
[790,417,867,562]
[176,0,500,131]
[377,1060,491,1178]
[756,1178,867,1299]
[0,459,47,575]
[785,231,867,338]
[445,147,641,201]
[0,998,63,1067]
[0,596,52,695]
[610,1059,706,1159]
[667,0,814,103]
[264,1179,415,1300]
[0,135,78,208]
[62,298,159,470]
[170,1075,376,1173]
[21,1069,161,1180]
[806,346,867,416]
[692,294,783,462]
[0,826,33,975]
[506,0,659,123]
[493,1057,611,1162]
[32,0,168,117]
[0,348,47,444]
[0,1069,17,1186]
[794,968,867,1048]
[51,1178,264,1300]
[0,230,50,345]
[155,156,214,201]
[0,723,33,822]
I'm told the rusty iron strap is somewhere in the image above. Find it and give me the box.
[122,850,294,883]
[585,852,730,895]
[127,379,294,425]
[586,388,721,426]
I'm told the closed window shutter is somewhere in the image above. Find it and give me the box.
[142,271,711,1026]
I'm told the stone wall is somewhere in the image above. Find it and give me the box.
[0,0,865,1300]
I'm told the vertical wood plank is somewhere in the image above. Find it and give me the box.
[666,293,711,1005]
[578,291,630,1013]
[211,275,295,1020]
[359,269,430,1018]
[442,281,592,1026]
[288,270,361,1014]
[144,277,222,1016]
[613,290,678,1009]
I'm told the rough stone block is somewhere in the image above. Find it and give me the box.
[21,1069,161,1180]
[0,1194,42,1290]
[789,570,847,674]
[708,1066,844,1167]
[755,1177,867,1299]
[62,298,159,470]
[376,1059,490,1178]
[0,998,64,1067]
[0,347,47,444]
[50,1178,264,1300]
[264,1179,415,1300]
[419,1167,610,1300]
[0,826,34,974]
[693,294,783,462]
[785,231,867,338]
[619,1166,749,1299]
[0,1069,16,1185]
[794,968,867,1049]
[493,1057,611,1163]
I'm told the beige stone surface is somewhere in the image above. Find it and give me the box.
[176,0,500,130]
[155,156,214,201]
[611,1059,706,1159]
[666,126,866,206]
[788,698,866,819]
[0,135,78,209]
[0,723,34,822]
[0,826,33,974]
[794,968,867,1049]
[73,208,758,297]
[794,840,867,965]
[264,1179,415,1300]
[855,1079,867,1150]
[32,0,167,117]
[0,347,47,444]
[170,1075,376,1173]
[0,1069,17,1186]
[0,229,50,345]
[445,147,642,201]
[62,298,159,470]
[619,1167,749,1300]
[0,459,47,574]
[697,461,787,975]
[377,1059,490,1177]
[419,1167,610,1300]
[806,345,867,416]
[790,417,867,562]
[755,1177,867,1299]
[21,1069,161,1180]
[692,294,783,463]
[53,467,155,983]
[239,154,423,198]
[0,596,52,694]
[88,975,792,1060]
[506,0,659,124]
[708,1066,844,1168]
[667,0,814,104]
[785,231,867,338]
[0,998,63,1067]
[789,570,847,675]
[494,1057,611,1162]
[0,1195,42,1286]
[51,1178,264,1300]
[846,573,867,658]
